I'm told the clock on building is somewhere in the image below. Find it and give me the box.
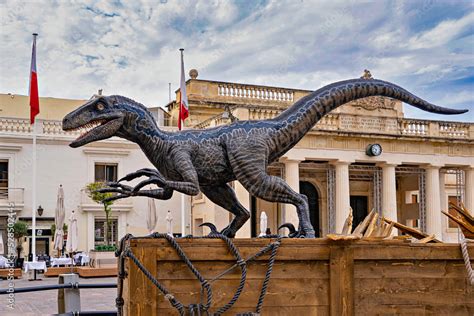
[366,143,382,156]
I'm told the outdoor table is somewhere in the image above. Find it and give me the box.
[81,255,90,266]
[24,261,47,281]
[0,255,7,268]
[51,257,73,267]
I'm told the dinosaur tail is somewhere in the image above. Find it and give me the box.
[270,78,467,160]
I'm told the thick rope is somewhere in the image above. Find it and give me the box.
[460,231,474,286]
[256,237,281,314]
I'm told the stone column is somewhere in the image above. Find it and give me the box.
[464,167,474,213]
[234,182,251,238]
[424,165,442,239]
[381,164,398,226]
[284,159,301,226]
[439,170,447,239]
[334,161,351,234]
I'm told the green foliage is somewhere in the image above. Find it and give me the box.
[86,182,114,209]
[86,182,115,246]
[94,244,117,252]
[13,221,28,239]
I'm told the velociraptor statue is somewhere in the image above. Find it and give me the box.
[62,78,467,238]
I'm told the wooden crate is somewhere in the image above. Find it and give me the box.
[123,238,474,316]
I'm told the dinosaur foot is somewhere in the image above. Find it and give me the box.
[199,222,219,235]
[278,223,315,238]
[278,223,298,238]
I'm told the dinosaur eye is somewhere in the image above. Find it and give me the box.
[96,103,105,111]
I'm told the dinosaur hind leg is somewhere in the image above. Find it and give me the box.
[228,146,315,237]
[200,184,250,238]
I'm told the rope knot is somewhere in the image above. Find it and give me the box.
[237,259,246,266]
[116,297,125,307]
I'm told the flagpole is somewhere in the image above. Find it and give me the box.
[179,48,186,236]
[32,119,37,262]
[31,33,38,262]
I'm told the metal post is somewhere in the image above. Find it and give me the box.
[419,170,426,232]
[58,273,81,314]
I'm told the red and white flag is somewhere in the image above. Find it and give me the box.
[178,49,189,130]
[29,34,40,124]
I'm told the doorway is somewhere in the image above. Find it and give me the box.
[300,181,320,237]
[350,195,368,231]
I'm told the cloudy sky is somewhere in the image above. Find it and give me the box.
[0,0,472,121]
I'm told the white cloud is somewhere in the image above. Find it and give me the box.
[408,12,474,49]
[0,0,472,122]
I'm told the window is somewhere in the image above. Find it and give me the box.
[448,196,460,229]
[0,160,8,198]
[94,218,118,246]
[94,163,118,183]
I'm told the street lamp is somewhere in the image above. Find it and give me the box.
[37,205,43,216]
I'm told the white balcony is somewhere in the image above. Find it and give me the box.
[0,188,25,214]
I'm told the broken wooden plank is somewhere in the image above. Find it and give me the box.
[352,209,375,238]
[441,211,474,239]
[341,207,353,235]
[363,212,379,237]
[382,218,441,243]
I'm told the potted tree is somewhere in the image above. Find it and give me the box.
[85,182,117,267]
[13,220,28,267]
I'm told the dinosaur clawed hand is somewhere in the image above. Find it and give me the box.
[96,182,136,202]
[95,168,169,202]
[119,168,168,191]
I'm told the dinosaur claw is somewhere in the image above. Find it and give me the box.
[199,222,219,234]
[278,223,298,238]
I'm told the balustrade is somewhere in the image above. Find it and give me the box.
[0,115,470,141]
[218,83,293,102]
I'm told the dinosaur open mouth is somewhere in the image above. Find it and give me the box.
[65,118,122,148]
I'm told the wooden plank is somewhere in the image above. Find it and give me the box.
[354,261,469,279]
[329,246,354,316]
[352,243,472,260]
[76,266,117,277]
[0,268,22,279]
[150,238,331,261]
[155,278,329,307]
[155,305,330,316]
[156,260,329,280]
[351,209,375,237]
[383,217,442,242]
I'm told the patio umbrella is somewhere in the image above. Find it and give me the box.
[147,198,157,234]
[66,210,78,254]
[53,185,65,256]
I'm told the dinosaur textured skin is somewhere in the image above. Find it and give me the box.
[62,78,467,238]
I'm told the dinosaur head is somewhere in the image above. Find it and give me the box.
[62,95,156,148]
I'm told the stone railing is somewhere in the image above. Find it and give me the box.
[400,119,429,136]
[0,117,32,133]
[217,83,294,102]
[192,110,472,140]
[0,115,471,140]
[42,120,81,136]
[0,188,24,205]
[438,122,470,138]
[248,108,280,120]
